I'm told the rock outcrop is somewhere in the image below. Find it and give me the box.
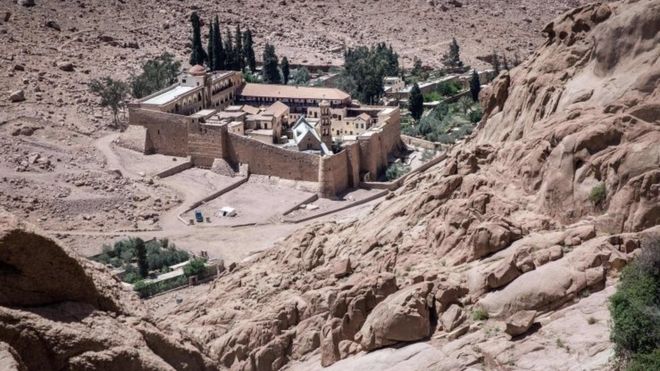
[356,282,433,351]
[0,211,217,371]
[149,2,659,370]
[1,0,658,370]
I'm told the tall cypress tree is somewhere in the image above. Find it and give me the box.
[470,69,481,102]
[281,57,290,85]
[224,30,234,70]
[243,28,256,72]
[442,37,463,70]
[234,24,244,70]
[207,24,214,69]
[212,16,225,70]
[189,12,207,66]
[409,83,424,121]
[503,54,510,71]
[135,238,148,278]
[492,50,501,75]
[262,43,281,83]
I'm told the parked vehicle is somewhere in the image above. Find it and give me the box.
[194,210,203,223]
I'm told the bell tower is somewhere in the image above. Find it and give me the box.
[319,100,332,150]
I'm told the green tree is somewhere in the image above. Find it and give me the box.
[409,83,424,121]
[442,38,463,70]
[212,16,225,70]
[89,77,128,126]
[130,53,181,99]
[292,67,310,85]
[234,24,244,70]
[469,69,481,102]
[243,28,256,72]
[183,258,207,277]
[207,23,214,70]
[503,54,510,71]
[135,238,148,278]
[281,56,290,85]
[224,30,235,70]
[411,57,428,81]
[492,50,501,76]
[339,43,399,104]
[262,43,281,83]
[189,12,207,66]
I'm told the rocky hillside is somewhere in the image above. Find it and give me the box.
[148,1,658,370]
[0,211,218,370]
[0,0,657,370]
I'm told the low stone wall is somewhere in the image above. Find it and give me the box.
[401,135,438,150]
[155,159,193,179]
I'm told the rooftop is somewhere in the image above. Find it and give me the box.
[142,85,196,106]
[264,101,289,117]
[240,83,350,101]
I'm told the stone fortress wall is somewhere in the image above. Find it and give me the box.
[131,107,401,197]
[128,70,403,198]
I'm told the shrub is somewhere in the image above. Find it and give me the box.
[423,91,442,102]
[436,80,462,97]
[183,258,207,277]
[589,183,606,206]
[609,240,660,366]
[292,67,310,85]
[133,275,189,298]
[472,307,489,321]
[123,272,140,284]
[385,163,411,181]
[468,107,483,123]
[130,53,181,99]
[628,349,660,371]
[421,149,436,161]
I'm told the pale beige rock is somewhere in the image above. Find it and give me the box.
[357,282,433,351]
[440,304,466,332]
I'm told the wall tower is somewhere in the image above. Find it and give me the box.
[319,100,332,150]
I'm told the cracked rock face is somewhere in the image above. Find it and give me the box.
[1,0,658,370]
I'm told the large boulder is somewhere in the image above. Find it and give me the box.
[0,212,122,311]
[478,239,615,318]
[356,282,433,351]
[16,0,35,7]
[8,90,24,103]
[440,304,466,332]
[504,310,537,337]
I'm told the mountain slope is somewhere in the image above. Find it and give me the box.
[146,1,659,370]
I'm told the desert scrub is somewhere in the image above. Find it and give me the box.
[472,307,489,321]
[609,239,660,368]
[589,183,606,206]
[385,162,411,181]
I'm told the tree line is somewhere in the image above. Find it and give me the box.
[337,43,400,104]
[189,12,257,73]
[188,12,293,85]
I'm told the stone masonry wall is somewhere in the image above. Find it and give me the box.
[188,123,227,168]
[226,133,320,182]
[130,108,191,157]
[319,150,350,198]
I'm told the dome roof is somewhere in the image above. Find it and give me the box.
[189,64,206,76]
